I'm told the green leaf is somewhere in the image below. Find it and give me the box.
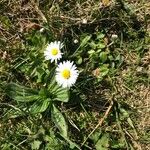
[51,104,68,137]
[80,35,91,48]
[98,43,106,49]
[49,80,69,102]
[111,141,125,149]
[97,33,105,39]
[90,131,102,144]
[99,52,108,63]
[88,50,95,55]
[55,87,69,102]
[100,66,109,77]
[31,140,42,150]
[4,82,39,102]
[48,79,59,92]
[72,35,92,56]
[13,95,40,102]
[29,98,50,114]
[89,41,97,49]
[95,133,109,150]
[38,88,50,99]
[77,57,82,65]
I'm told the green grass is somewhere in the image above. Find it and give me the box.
[0,0,150,149]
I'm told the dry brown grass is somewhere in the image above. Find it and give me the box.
[0,0,150,149]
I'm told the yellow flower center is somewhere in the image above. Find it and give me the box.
[51,48,58,56]
[61,69,71,79]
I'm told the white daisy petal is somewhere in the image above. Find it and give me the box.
[55,61,79,88]
[44,41,63,63]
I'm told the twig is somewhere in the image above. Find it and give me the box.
[81,100,113,146]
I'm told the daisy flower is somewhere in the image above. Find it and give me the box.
[44,41,63,63]
[56,61,79,88]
